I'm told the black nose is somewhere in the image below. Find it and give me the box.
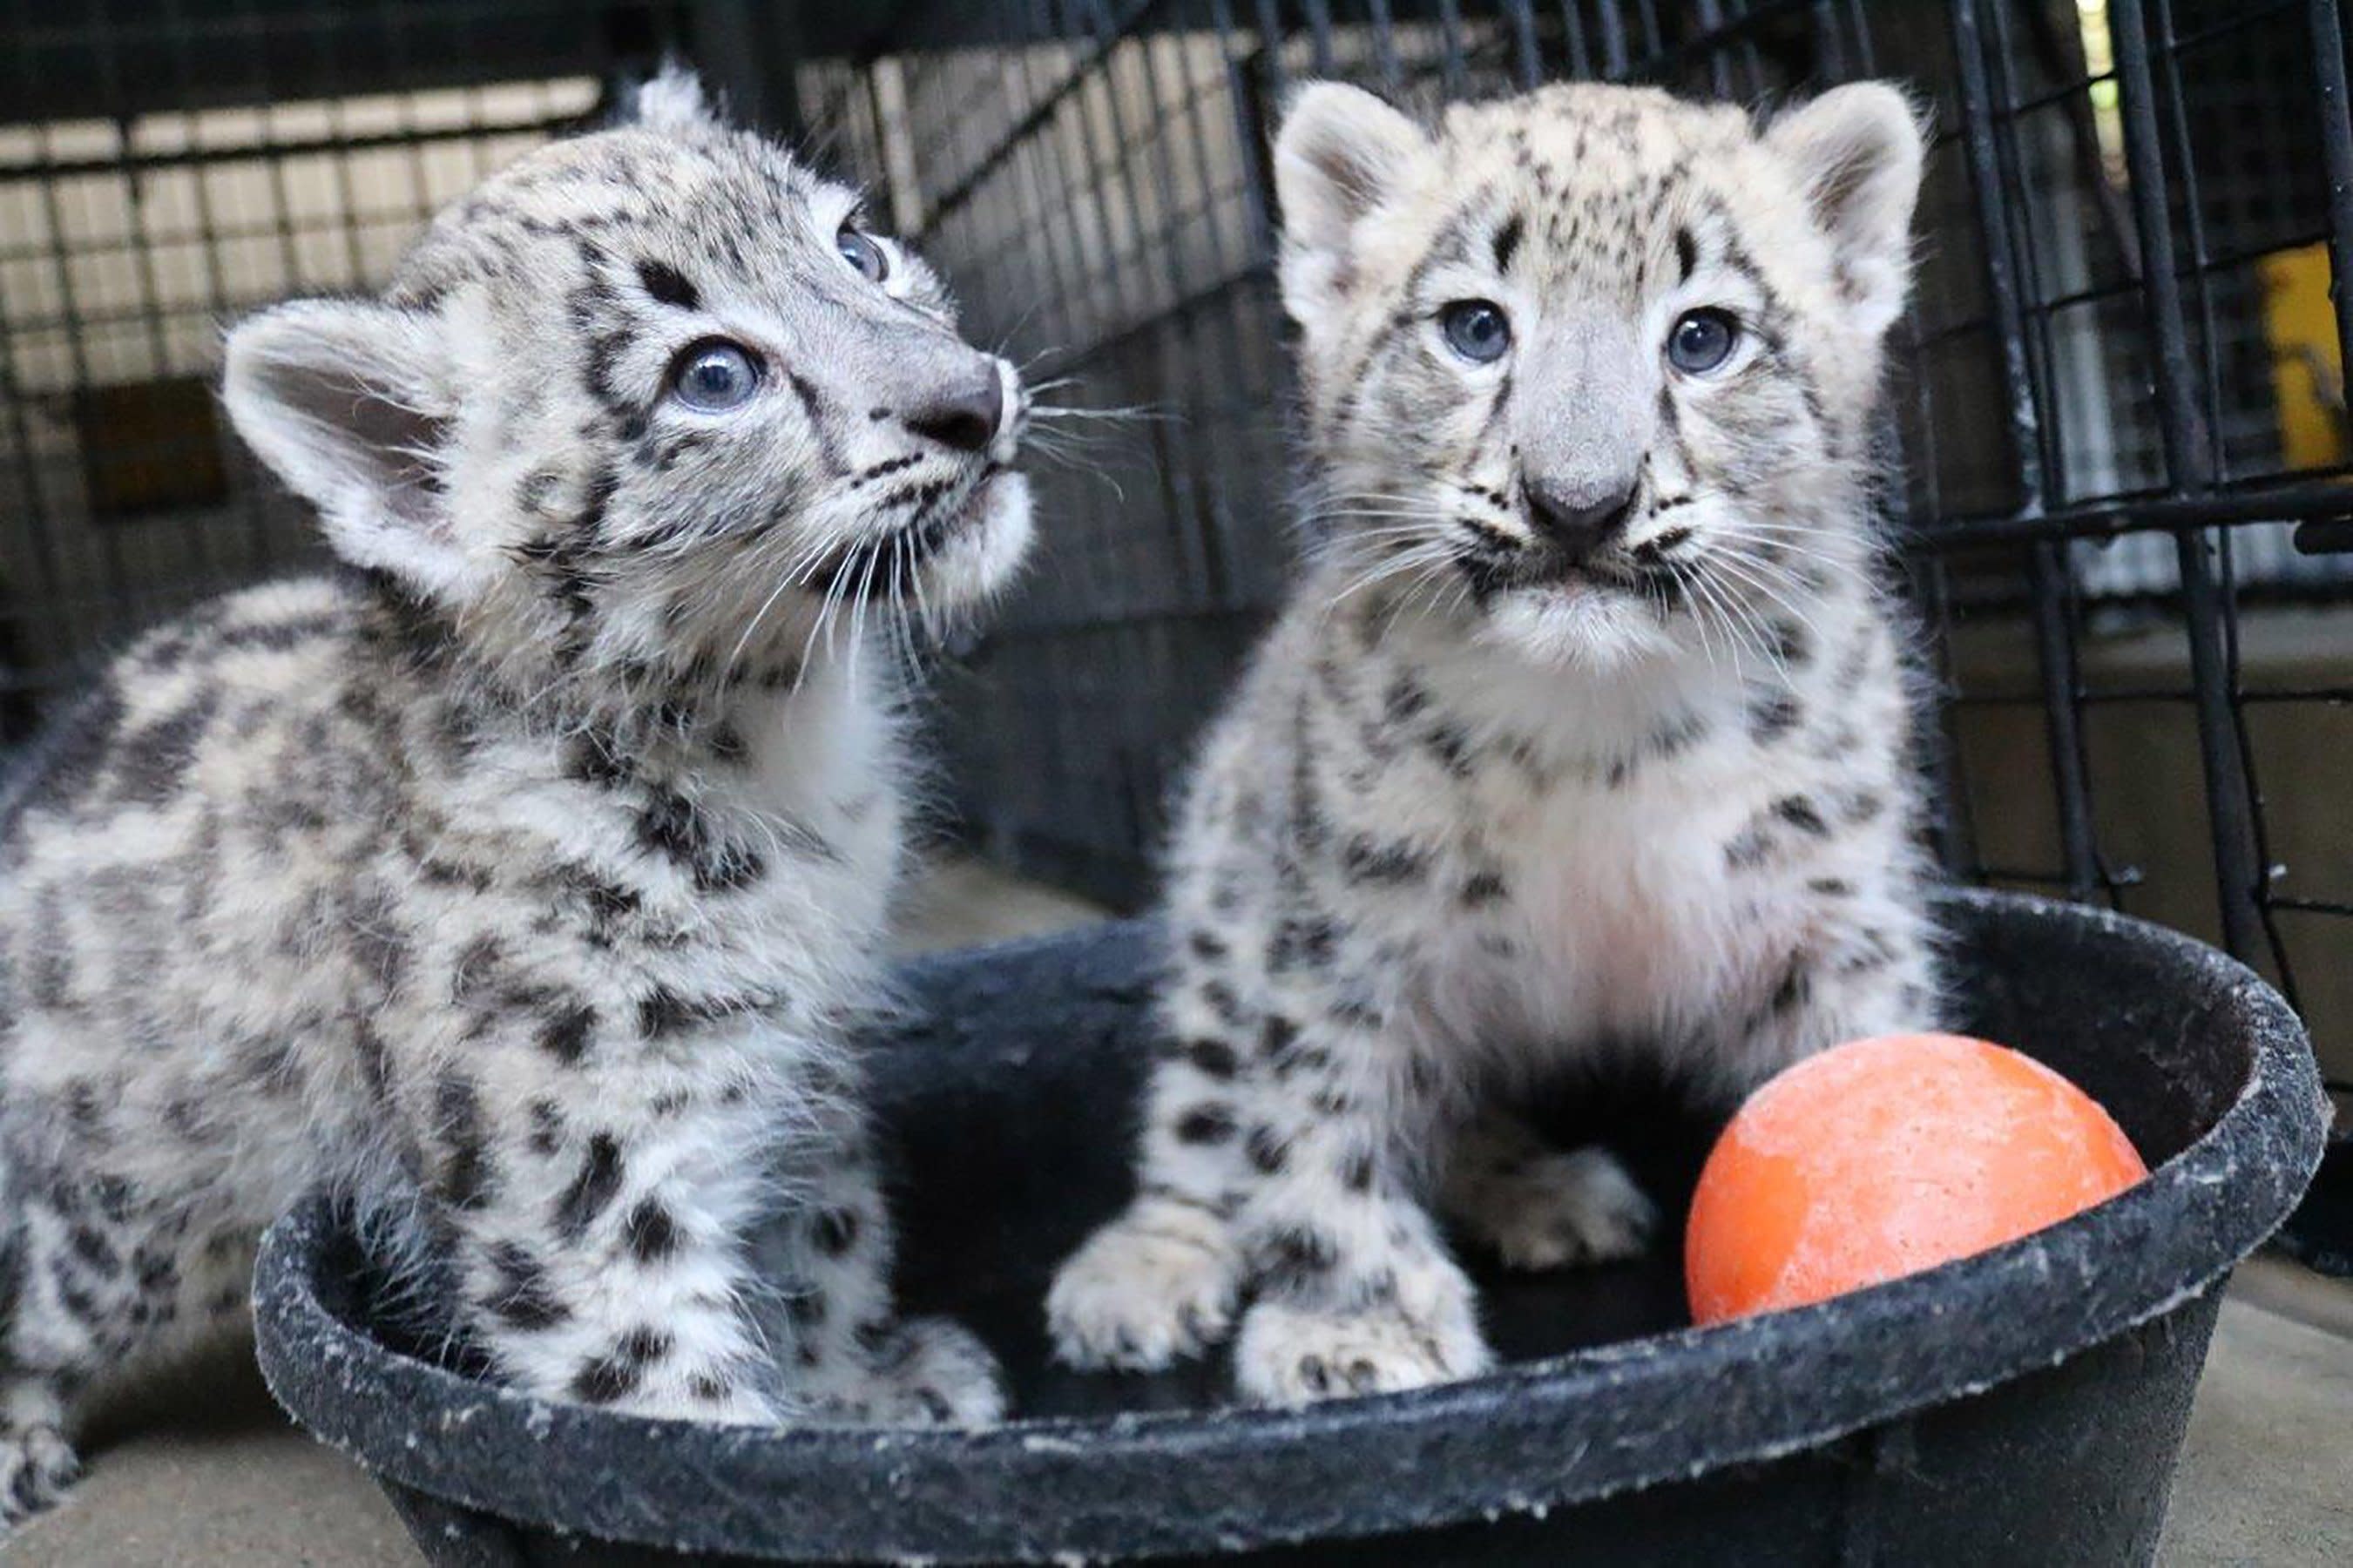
[1524,476,1638,563]
[904,363,1004,454]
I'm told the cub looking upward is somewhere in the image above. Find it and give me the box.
[1050,80,1937,1404]
[0,71,1029,1521]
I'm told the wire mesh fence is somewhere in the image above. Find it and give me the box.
[0,0,845,727]
[0,3,2346,1222]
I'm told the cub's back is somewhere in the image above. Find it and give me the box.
[0,575,403,1210]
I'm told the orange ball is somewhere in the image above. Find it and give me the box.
[1686,1033,2147,1325]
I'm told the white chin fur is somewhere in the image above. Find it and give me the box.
[1477,581,1674,672]
[919,472,1033,608]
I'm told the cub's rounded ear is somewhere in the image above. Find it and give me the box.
[222,298,471,599]
[626,60,723,137]
[1765,81,1926,337]
[1273,81,1432,331]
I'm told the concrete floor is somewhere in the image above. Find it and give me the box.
[2167,1260,2353,1566]
[3,857,2346,1566]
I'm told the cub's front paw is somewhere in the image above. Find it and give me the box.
[1047,1203,1241,1372]
[1233,1298,1495,1405]
[829,1316,1005,1428]
[1471,1146,1657,1272]
[1231,1276,1492,1406]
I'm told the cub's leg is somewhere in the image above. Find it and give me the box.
[761,1112,1002,1426]
[0,1116,282,1525]
[420,1011,837,1423]
[423,1017,997,1427]
[0,1193,90,1526]
[1437,1109,1656,1273]
[1051,918,1491,1403]
[1046,976,1254,1374]
[434,1081,792,1423]
[1219,1007,1491,1405]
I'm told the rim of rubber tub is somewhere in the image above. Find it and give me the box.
[253,889,2329,1565]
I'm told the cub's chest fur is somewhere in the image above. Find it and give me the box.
[448,666,908,979]
[704,679,904,907]
[644,686,907,969]
[1433,747,1792,1053]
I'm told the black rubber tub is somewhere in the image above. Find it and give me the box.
[255,889,2327,1566]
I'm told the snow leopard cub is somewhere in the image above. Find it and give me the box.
[1049,80,1937,1404]
[0,71,1031,1519]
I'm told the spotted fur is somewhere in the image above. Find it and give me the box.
[0,69,1028,1522]
[1050,80,1940,1404]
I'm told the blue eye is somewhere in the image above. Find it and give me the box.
[1441,300,1511,364]
[836,224,889,283]
[1667,308,1740,374]
[670,340,761,411]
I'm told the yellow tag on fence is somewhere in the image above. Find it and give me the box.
[2257,241,2348,470]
